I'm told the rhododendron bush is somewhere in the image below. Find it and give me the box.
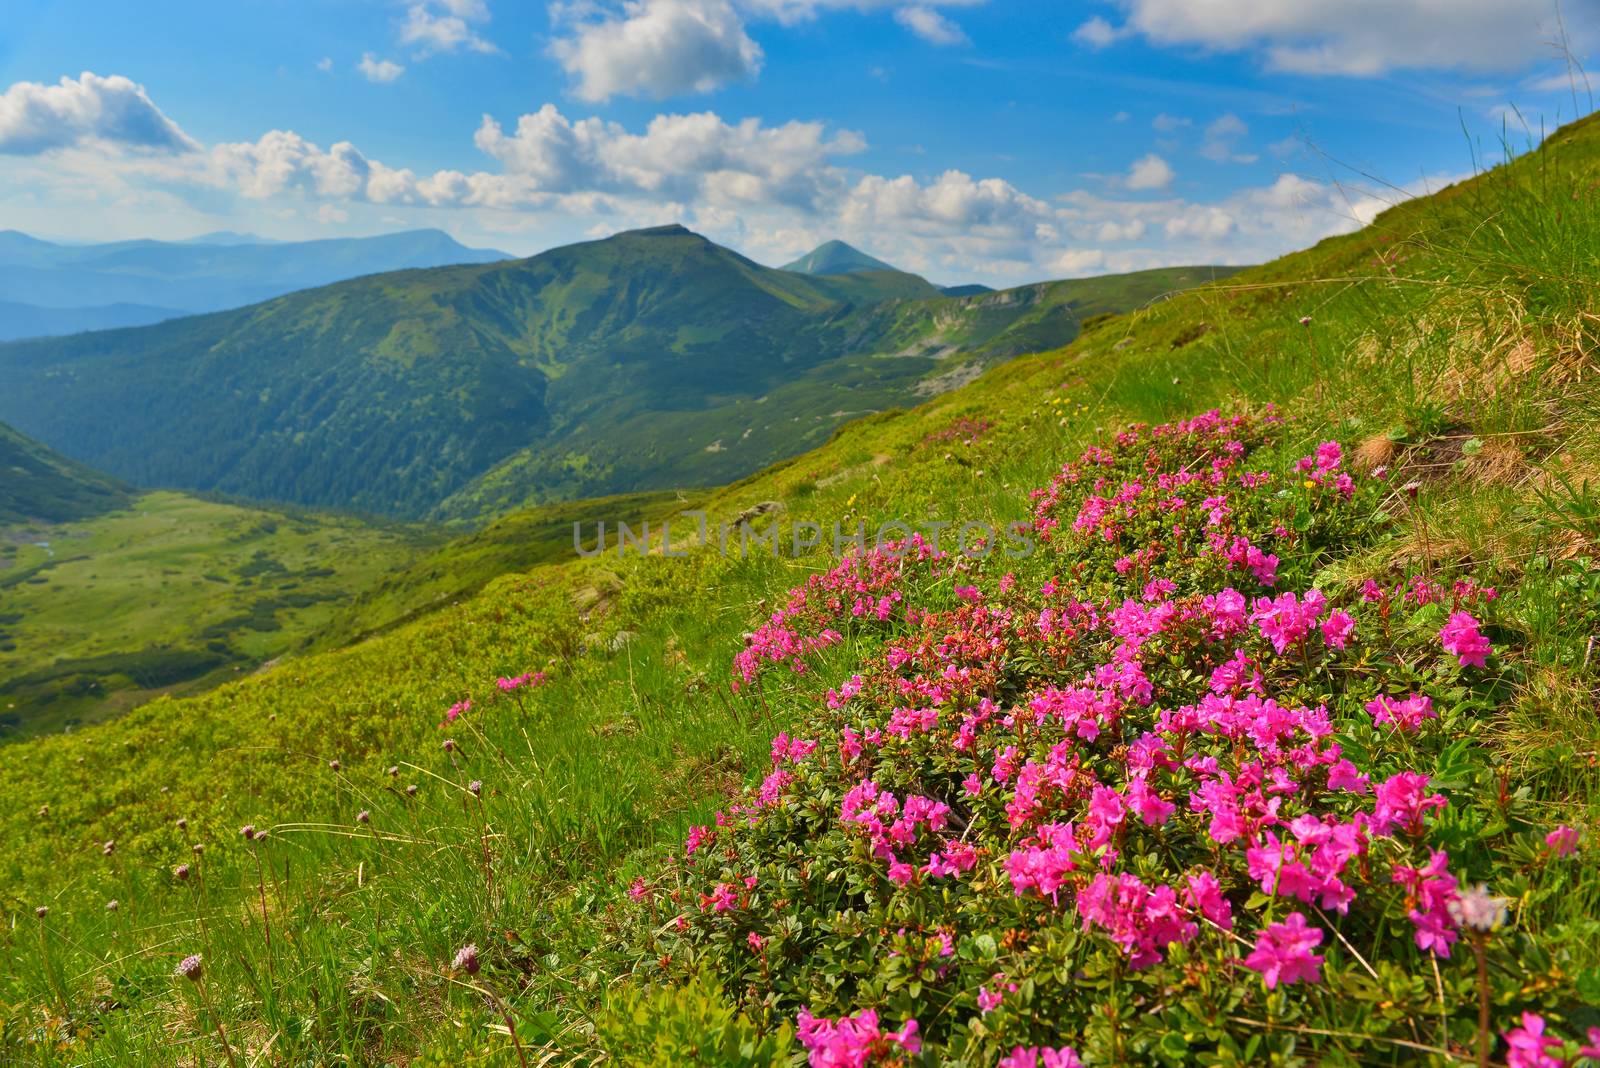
[618,410,1594,1065]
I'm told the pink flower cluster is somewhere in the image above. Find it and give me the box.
[1440,610,1492,667]
[1366,692,1436,732]
[1294,441,1355,498]
[733,536,949,688]
[796,1007,920,1067]
[1242,911,1324,988]
[495,670,546,693]
[651,412,1556,1060]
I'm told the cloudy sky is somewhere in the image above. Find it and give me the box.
[1,0,1595,286]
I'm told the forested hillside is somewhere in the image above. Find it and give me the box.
[0,225,1229,519]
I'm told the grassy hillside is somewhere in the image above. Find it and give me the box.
[0,114,1597,1066]
[0,225,1225,520]
[309,488,693,651]
[0,491,423,739]
[0,421,129,525]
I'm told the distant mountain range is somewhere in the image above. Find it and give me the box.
[0,225,1237,520]
[0,228,511,341]
[0,421,129,525]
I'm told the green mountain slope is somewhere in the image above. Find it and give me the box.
[0,224,1228,520]
[438,262,1239,518]
[0,421,128,524]
[781,238,901,275]
[0,112,1598,1066]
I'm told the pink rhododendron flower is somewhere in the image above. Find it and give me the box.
[1581,1027,1600,1058]
[1321,610,1355,650]
[1440,611,1492,667]
[495,671,545,693]
[1392,849,1460,958]
[1366,693,1437,733]
[1546,825,1581,857]
[1182,869,1233,930]
[1076,871,1198,969]
[1503,1013,1565,1068]
[1243,911,1324,989]
[1251,590,1327,654]
[1327,758,1372,794]
[701,882,738,912]
[796,1008,919,1065]
[1370,772,1447,836]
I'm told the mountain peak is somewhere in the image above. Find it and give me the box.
[621,223,692,236]
[782,240,899,276]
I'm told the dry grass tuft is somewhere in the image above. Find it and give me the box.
[1465,438,1529,485]
[1353,435,1398,473]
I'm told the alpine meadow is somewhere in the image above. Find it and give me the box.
[0,5,1598,1067]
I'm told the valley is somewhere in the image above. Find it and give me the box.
[1,17,1596,1060]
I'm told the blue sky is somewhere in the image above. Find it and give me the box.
[1,0,1594,285]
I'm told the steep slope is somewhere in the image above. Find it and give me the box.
[0,421,128,524]
[0,227,510,318]
[0,112,1598,1066]
[0,224,1227,519]
[782,238,901,275]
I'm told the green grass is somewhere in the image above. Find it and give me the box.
[0,491,422,739]
[0,115,1597,1064]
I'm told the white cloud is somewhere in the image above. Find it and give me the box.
[1083,0,1573,76]
[0,71,198,156]
[1125,153,1174,189]
[550,0,764,102]
[0,68,1469,288]
[400,0,498,55]
[842,169,1052,235]
[894,6,969,46]
[1151,112,1191,132]
[1199,113,1256,163]
[357,54,407,82]
[475,106,864,207]
[741,0,986,25]
[1071,15,1125,49]
[316,57,334,72]
[548,1,988,100]
[1053,248,1106,274]
[1163,203,1234,239]
[1524,68,1597,94]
